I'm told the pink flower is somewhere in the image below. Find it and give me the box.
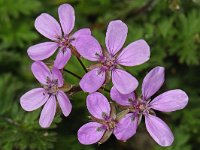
[76,20,150,94]
[20,61,72,128]
[27,4,91,69]
[77,92,135,145]
[110,66,189,146]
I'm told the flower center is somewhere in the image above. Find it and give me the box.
[130,99,148,114]
[58,35,75,48]
[100,55,117,71]
[105,120,116,130]
[43,77,59,95]
[102,112,116,130]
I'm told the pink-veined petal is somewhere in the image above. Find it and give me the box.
[78,122,106,145]
[80,68,105,93]
[145,114,174,147]
[27,42,58,61]
[149,89,189,112]
[31,61,51,84]
[54,48,71,69]
[142,67,165,100]
[72,28,91,39]
[105,20,128,56]
[20,88,48,111]
[58,4,75,35]
[114,113,138,141]
[75,35,102,61]
[35,13,61,40]
[51,67,64,87]
[57,91,72,117]
[112,69,138,95]
[117,39,150,66]
[87,92,111,119]
[110,86,135,106]
[39,96,56,128]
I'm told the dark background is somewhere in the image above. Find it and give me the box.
[0,0,200,150]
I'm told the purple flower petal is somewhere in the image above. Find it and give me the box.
[35,13,62,41]
[57,91,72,117]
[110,86,135,106]
[80,68,105,93]
[27,42,58,61]
[105,20,128,56]
[142,67,165,100]
[51,67,64,87]
[145,114,174,147]
[87,92,111,119]
[39,96,56,128]
[75,35,102,61]
[31,61,51,85]
[58,4,75,35]
[117,39,150,66]
[20,88,48,111]
[112,69,138,94]
[72,28,91,39]
[114,113,137,141]
[54,48,71,69]
[78,122,106,145]
[149,89,188,112]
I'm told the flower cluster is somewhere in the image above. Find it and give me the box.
[20,3,189,147]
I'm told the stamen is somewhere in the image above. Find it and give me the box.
[130,98,150,115]
[100,55,117,71]
[96,112,117,131]
[58,35,75,48]
[44,78,59,95]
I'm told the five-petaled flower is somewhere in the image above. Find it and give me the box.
[77,92,136,145]
[76,20,150,94]
[20,61,72,128]
[27,4,91,69]
[110,66,189,146]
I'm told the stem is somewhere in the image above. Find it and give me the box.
[125,0,155,19]
[63,69,82,80]
[67,85,83,96]
[101,87,110,93]
[0,115,19,126]
[76,57,87,73]
[69,44,88,73]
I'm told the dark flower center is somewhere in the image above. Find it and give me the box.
[43,77,59,95]
[58,35,75,48]
[100,55,117,71]
[130,99,148,114]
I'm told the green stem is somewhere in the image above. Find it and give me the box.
[76,56,87,73]
[0,115,19,126]
[67,86,83,96]
[63,69,82,80]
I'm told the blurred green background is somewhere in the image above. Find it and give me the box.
[0,0,200,150]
